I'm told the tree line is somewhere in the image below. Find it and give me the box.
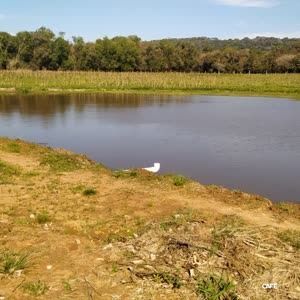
[0,27,299,73]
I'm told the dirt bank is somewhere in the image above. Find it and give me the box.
[0,137,299,299]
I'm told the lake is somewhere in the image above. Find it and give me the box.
[0,93,299,202]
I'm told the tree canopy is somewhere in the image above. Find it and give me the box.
[0,27,299,73]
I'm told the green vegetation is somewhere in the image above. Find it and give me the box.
[211,215,245,251]
[171,174,188,186]
[0,250,29,275]
[196,274,237,300]
[278,230,300,249]
[23,280,49,297]
[153,272,182,289]
[5,142,21,153]
[113,169,138,178]
[36,211,51,224]
[82,187,97,196]
[0,28,299,73]
[1,71,299,99]
[0,159,20,184]
[40,152,82,172]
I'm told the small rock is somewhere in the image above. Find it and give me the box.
[150,253,156,261]
[127,245,136,253]
[0,296,5,300]
[29,214,35,219]
[174,214,181,219]
[133,233,138,238]
[75,239,81,245]
[46,265,52,270]
[15,270,23,277]
[96,257,104,261]
[103,243,113,250]
[132,259,144,265]
[144,265,156,271]
[189,269,195,278]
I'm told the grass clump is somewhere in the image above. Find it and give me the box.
[36,211,51,224]
[154,272,182,289]
[5,142,21,153]
[82,187,97,196]
[278,230,300,250]
[171,175,188,186]
[113,169,138,179]
[211,215,245,252]
[0,159,20,184]
[40,152,82,172]
[23,280,49,297]
[0,250,29,275]
[196,274,237,300]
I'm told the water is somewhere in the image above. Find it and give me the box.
[0,93,300,202]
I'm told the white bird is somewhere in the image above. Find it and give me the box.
[143,162,160,173]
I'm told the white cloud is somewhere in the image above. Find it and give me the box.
[214,0,280,7]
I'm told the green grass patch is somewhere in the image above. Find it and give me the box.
[170,175,188,186]
[196,274,237,300]
[0,250,29,275]
[113,169,138,179]
[5,142,21,153]
[40,152,82,172]
[278,230,300,250]
[23,280,49,297]
[0,159,21,184]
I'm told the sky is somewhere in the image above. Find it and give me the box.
[0,0,299,41]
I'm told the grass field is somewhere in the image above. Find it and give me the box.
[0,70,299,99]
[0,137,299,299]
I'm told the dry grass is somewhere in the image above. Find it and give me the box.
[0,70,299,99]
[0,137,299,299]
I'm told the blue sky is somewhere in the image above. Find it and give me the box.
[0,0,299,40]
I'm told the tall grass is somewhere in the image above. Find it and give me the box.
[0,70,299,98]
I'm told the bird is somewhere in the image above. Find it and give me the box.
[143,162,160,173]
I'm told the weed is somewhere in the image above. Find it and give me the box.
[36,211,51,224]
[23,280,49,296]
[278,230,300,249]
[113,169,138,178]
[154,272,181,289]
[211,215,245,252]
[0,159,20,184]
[171,175,188,186]
[0,250,29,275]
[82,188,97,196]
[62,279,72,292]
[5,142,21,153]
[111,262,119,273]
[196,274,237,300]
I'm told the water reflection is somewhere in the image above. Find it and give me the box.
[0,93,299,202]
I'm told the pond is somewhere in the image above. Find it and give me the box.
[0,93,299,202]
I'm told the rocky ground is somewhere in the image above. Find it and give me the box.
[0,137,299,299]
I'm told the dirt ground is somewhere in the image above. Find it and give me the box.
[0,137,299,299]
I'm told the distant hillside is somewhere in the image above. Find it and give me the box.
[147,36,300,51]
